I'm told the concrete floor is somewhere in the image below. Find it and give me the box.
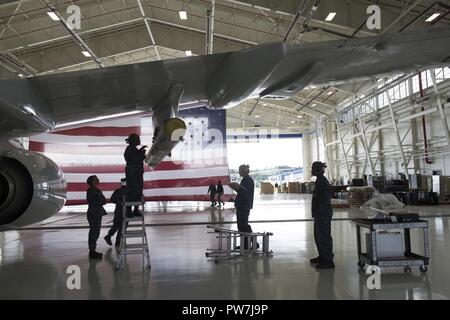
[1,194,450,300]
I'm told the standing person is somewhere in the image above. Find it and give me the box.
[207,184,217,207]
[86,175,107,259]
[309,161,335,269]
[124,133,147,217]
[104,178,128,247]
[216,180,225,208]
[229,164,256,249]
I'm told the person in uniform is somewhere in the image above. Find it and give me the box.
[104,178,128,247]
[86,175,107,259]
[309,161,335,269]
[124,133,147,217]
[229,164,256,249]
[216,180,225,208]
[207,184,217,207]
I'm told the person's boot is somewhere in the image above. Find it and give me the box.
[316,261,335,269]
[126,207,133,218]
[309,256,322,264]
[115,240,121,247]
[104,235,112,246]
[89,250,103,259]
[132,207,142,217]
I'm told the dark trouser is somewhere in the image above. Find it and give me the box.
[87,214,102,251]
[210,193,216,205]
[217,192,224,205]
[237,208,253,248]
[126,166,144,211]
[107,212,123,243]
[313,215,334,262]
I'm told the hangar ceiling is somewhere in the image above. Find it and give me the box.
[0,0,449,133]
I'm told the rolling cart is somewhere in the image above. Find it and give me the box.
[353,217,429,273]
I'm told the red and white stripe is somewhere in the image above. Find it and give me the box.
[29,114,232,205]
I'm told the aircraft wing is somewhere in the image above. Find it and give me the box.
[1,27,450,141]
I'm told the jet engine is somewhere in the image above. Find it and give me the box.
[146,84,187,167]
[0,148,66,229]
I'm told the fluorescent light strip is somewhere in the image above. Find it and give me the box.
[425,13,440,22]
[179,10,187,20]
[325,12,336,22]
[54,110,144,129]
[185,50,192,56]
[47,11,60,21]
[82,51,91,57]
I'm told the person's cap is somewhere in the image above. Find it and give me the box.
[312,161,327,170]
[125,133,140,143]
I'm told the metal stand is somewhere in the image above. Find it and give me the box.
[116,197,151,270]
[354,218,429,273]
[205,225,273,263]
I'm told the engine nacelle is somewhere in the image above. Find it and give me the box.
[0,148,66,229]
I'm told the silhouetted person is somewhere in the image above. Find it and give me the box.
[230,164,256,249]
[124,133,147,217]
[217,180,225,208]
[309,161,335,269]
[104,178,127,247]
[86,175,107,259]
[207,184,217,207]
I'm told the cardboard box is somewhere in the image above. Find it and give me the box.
[366,232,404,258]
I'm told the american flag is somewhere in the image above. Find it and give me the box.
[29,107,232,205]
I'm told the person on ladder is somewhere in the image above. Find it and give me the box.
[124,133,147,217]
[309,161,335,269]
[104,178,128,247]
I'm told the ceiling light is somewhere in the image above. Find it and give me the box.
[291,120,296,123]
[255,115,260,118]
[47,11,60,21]
[82,51,91,57]
[179,10,188,20]
[185,50,192,56]
[262,103,268,107]
[312,103,317,107]
[325,12,336,22]
[297,115,303,118]
[425,13,440,22]
[17,73,24,78]
[327,91,334,95]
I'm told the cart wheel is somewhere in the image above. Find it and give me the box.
[419,265,428,273]
[404,266,411,273]
[357,261,365,268]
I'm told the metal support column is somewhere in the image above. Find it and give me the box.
[386,93,409,178]
[333,107,351,178]
[357,108,375,176]
[430,69,450,148]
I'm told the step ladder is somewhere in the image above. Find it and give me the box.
[116,197,151,270]
[205,225,273,263]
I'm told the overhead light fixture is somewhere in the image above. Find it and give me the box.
[262,103,268,107]
[425,13,440,22]
[47,11,60,21]
[179,10,188,20]
[327,91,334,95]
[312,103,317,107]
[255,115,260,118]
[17,73,24,78]
[185,50,192,56]
[297,115,303,118]
[82,51,91,57]
[325,12,336,22]
[291,120,296,123]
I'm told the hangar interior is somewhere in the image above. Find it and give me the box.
[1,0,450,300]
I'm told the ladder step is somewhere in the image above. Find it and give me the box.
[120,250,150,255]
[125,244,148,250]
[124,230,146,237]
[124,217,144,222]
